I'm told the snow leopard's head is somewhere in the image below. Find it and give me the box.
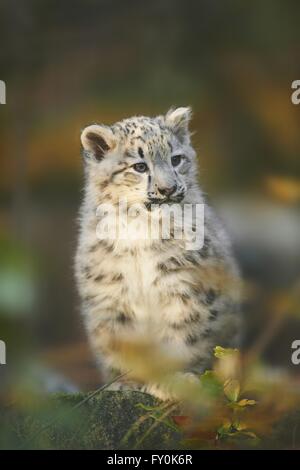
[81,107,197,207]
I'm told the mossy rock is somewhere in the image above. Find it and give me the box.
[3,390,300,449]
[3,391,182,450]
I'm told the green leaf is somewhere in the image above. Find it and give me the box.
[199,370,223,398]
[135,403,162,412]
[223,379,240,402]
[236,399,256,407]
[214,346,239,359]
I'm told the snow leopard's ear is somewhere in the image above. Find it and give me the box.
[81,124,117,162]
[164,107,192,143]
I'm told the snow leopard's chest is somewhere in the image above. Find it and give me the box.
[118,248,158,305]
[90,236,185,326]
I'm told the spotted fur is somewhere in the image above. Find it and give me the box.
[75,107,241,400]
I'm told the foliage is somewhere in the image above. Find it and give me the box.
[1,345,300,449]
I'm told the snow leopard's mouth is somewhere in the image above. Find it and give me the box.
[145,193,185,210]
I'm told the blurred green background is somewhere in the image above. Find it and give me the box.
[0,0,300,395]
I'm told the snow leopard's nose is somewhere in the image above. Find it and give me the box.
[158,185,177,197]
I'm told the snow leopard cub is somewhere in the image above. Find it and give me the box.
[75,107,240,400]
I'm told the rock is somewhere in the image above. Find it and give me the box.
[3,388,299,449]
[5,391,181,450]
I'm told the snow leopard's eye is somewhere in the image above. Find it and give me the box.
[133,162,148,173]
[171,155,183,167]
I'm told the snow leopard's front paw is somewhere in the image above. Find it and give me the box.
[105,380,143,393]
[142,372,200,402]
